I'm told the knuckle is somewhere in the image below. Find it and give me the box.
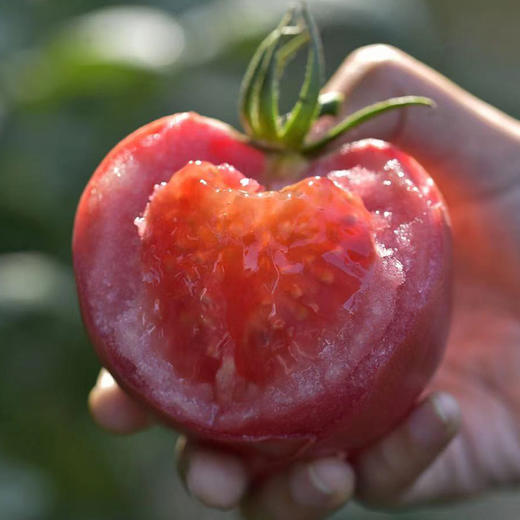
[344,44,414,92]
[347,44,405,71]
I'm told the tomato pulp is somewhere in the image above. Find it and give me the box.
[138,160,375,387]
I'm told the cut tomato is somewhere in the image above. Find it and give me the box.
[73,113,451,466]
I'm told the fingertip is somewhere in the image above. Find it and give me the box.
[406,392,461,449]
[355,392,461,506]
[183,447,248,510]
[240,457,354,520]
[324,43,412,105]
[430,392,462,434]
[89,369,152,434]
[290,458,355,510]
[343,43,407,72]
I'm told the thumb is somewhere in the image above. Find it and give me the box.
[318,44,520,202]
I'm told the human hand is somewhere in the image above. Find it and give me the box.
[89,45,520,518]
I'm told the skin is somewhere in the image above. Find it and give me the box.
[88,45,520,518]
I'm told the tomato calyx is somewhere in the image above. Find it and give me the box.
[239,4,433,160]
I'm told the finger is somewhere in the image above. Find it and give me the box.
[88,368,152,434]
[354,392,461,508]
[176,437,248,511]
[319,44,520,199]
[241,458,354,520]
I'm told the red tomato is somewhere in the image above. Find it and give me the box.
[73,112,451,470]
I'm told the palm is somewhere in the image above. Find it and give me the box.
[410,184,520,500]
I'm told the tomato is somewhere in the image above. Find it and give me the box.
[73,6,451,472]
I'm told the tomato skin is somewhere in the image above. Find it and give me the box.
[74,112,451,471]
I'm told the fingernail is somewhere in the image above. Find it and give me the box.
[185,450,248,510]
[291,458,354,508]
[409,392,461,447]
[175,437,189,491]
[97,369,115,389]
[431,392,461,434]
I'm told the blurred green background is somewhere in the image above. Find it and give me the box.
[1,0,519,518]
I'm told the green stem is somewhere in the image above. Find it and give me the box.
[238,4,435,160]
[278,5,324,148]
[302,96,435,155]
[239,10,295,136]
[317,92,345,117]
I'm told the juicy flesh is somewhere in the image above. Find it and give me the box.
[138,161,375,386]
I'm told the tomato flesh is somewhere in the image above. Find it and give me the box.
[138,161,374,390]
